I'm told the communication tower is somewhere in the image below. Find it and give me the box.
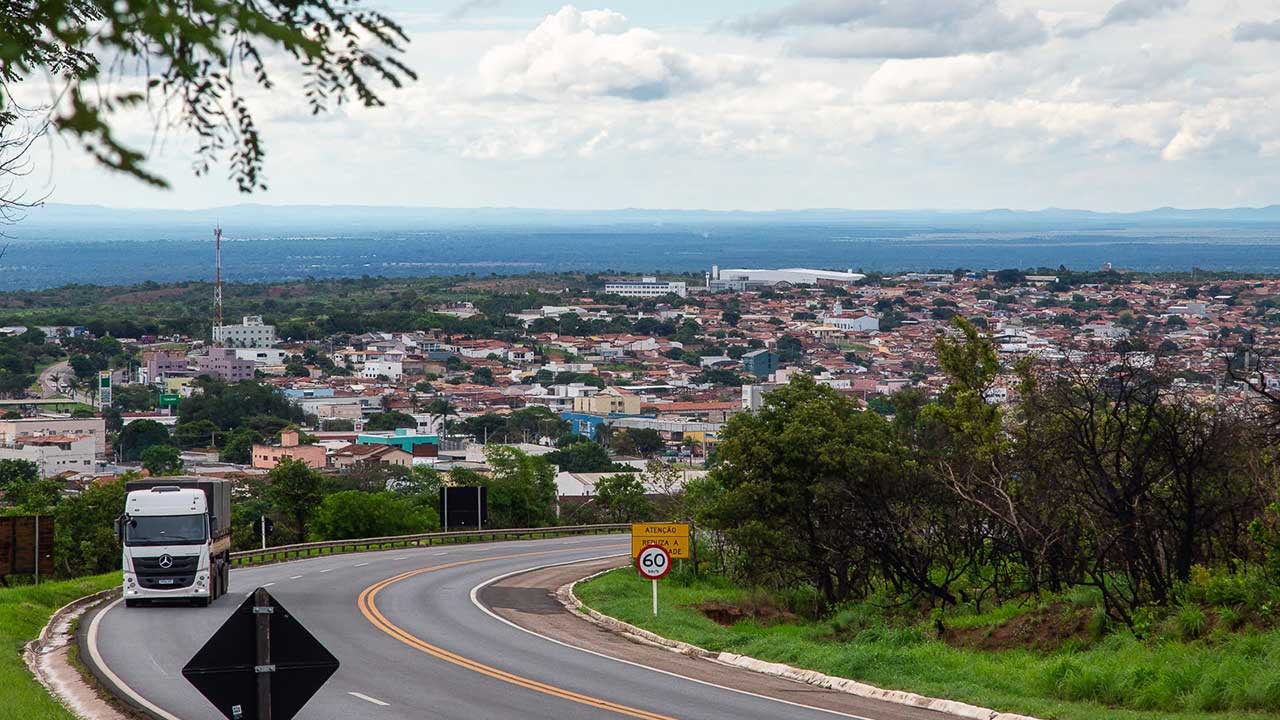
[213,225,224,345]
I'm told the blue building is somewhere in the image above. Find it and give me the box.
[742,349,779,379]
[357,427,440,452]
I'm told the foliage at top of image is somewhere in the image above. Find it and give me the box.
[1,0,414,192]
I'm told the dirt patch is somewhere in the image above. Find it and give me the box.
[943,602,1091,652]
[693,601,798,627]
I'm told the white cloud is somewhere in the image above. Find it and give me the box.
[1161,104,1233,160]
[29,0,1280,212]
[477,6,762,100]
[723,0,1046,58]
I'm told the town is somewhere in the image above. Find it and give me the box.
[0,263,1266,524]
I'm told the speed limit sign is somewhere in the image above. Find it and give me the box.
[636,544,671,580]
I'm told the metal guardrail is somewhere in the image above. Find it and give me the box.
[229,523,631,566]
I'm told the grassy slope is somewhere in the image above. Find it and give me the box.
[577,569,1280,720]
[0,573,119,720]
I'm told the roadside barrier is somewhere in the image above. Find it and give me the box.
[230,524,630,567]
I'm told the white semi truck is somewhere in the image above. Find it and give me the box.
[117,477,232,607]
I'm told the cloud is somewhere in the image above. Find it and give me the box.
[478,5,762,100]
[447,0,502,21]
[1234,19,1280,43]
[1099,0,1188,27]
[721,0,1046,58]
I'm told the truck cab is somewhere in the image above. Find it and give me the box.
[119,480,232,607]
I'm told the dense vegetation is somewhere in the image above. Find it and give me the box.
[598,316,1280,717]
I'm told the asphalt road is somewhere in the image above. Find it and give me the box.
[85,535,924,720]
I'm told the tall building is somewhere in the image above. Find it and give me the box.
[142,349,191,385]
[212,316,277,348]
[195,347,256,382]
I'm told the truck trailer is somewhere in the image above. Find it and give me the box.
[118,477,232,607]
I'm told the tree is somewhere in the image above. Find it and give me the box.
[0,458,59,511]
[545,440,616,473]
[141,444,184,476]
[471,367,495,385]
[53,476,128,577]
[700,374,924,609]
[594,473,653,522]
[309,491,437,540]
[611,428,665,457]
[265,457,325,542]
[0,1,415,195]
[482,445,558,528]
[219,428,260,464]
[117,419,171,461]
[364,411,416,431]
[172,419,219,450]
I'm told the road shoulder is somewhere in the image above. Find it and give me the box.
[480,559,975,720]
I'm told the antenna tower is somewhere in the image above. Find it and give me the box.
[213,225,224,345]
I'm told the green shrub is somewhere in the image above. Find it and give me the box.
[1175,603,1208,641]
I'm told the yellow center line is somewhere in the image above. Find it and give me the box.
[357,546,678,720]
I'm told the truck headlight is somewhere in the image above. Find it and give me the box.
[197,573,208,586]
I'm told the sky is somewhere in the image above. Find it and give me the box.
[17,0,1280,211]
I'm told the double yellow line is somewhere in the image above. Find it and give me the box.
[357,548,677,720]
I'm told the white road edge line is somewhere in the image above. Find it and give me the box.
[469,556,877,720]
[262,582,275,587]
[348,691,390,706]
[87,599,183,720]
[320,568,334,573]
[355,562,370,567]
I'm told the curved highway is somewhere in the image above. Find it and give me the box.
[84,535,945,720]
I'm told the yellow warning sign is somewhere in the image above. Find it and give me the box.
[631,522,691,559]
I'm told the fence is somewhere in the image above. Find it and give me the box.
[229,523,630,567]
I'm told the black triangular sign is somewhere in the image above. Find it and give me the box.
[182,588,339,720]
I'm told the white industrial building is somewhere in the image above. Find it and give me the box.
[604,278,688,298]
[0,435,96,477]
[708,266,865,290]
[213,316,277,348]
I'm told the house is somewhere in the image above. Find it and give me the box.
[572,387,641,416]
[331,443,413,470]
[251,429,327,470]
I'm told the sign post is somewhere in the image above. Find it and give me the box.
[635,544,671,617]
[183,587,339,720]
[630,522,690,560]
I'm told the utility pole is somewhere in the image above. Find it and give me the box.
[253,587,273,720]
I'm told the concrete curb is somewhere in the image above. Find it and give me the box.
[24,587,130,720]
[559,568,1041,720]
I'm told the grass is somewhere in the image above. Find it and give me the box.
[0,572,120,720]
[577,569,1280,720]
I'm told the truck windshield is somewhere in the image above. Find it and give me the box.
[125,515,207,546]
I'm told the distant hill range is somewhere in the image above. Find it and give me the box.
[17,202,1280,232]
